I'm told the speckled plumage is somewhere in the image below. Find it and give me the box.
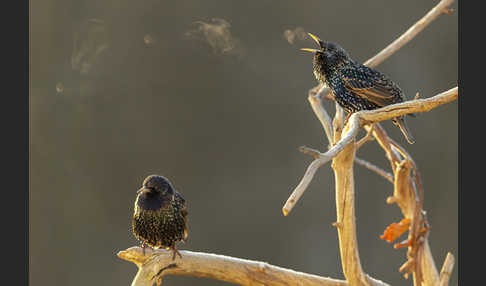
[302,33,415,144]
[132,175,188,260]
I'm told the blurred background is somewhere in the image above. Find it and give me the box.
[29,0,457,285]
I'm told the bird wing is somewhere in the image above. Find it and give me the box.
[340,65,401,107]
[174,192,189,240]
[174,192,188,216]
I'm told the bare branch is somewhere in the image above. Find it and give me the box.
[357,87,458,123]
[364,0,455,67]
[354,157,394,183]
[330,132,372,286]
[364,124,401,173]
[282,157,328,216]
[118,247,351,286]
[374,122,451,286]
[282,117,360,216]
[418,242,440,286]
[308,87,334,144]
[356,126,375,149]
[439,252,455,286]
[283,87,457,216]
[299,146,323,159]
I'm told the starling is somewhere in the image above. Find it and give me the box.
[132,175,188,260]
[301,33,415,144]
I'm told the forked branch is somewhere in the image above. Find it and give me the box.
[282,86,457,216]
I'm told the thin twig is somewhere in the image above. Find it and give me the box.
[364,0,455,68]
[300,146,323,159]
[356,125,375,149]
[354,157,394,183]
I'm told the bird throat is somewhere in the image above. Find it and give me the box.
[137,192,170,211]
[313,55,328,83]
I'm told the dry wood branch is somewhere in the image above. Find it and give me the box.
[364,124,401,173]
[372,119,452,286]
[308,86,334,144]
[356,126,375,149]
[364,0,455,67]
[331,126,374,286]
[118,247,351,286]
[439,253,455,286]
[417,242,440,286]
[283,86,457,216]
[283,88,456,286]
[357,87,457,123]
[282,116,360,216]
[283,1,456,286]
[355,157,394,183]
[390,160,415,217]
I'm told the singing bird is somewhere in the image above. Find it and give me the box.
[132,175,188,260]
[301,33,415,144]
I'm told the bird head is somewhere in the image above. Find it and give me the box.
[301,33,354,71]
[137,175,174,197]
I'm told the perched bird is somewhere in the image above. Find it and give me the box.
[301,33,415,144]
[132,175,188,260]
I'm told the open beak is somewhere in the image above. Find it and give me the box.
[300,33,322,53]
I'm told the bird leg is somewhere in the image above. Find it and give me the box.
[141,242,152,255]
[141,243,147,255]
[170,244,182,260]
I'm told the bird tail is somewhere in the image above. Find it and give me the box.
[393,116,415,144]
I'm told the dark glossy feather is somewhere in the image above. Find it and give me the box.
[340,65,403,108]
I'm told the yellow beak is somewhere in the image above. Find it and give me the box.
[300,33,323,53]
[307,33,321,45]
[300,48,320,53]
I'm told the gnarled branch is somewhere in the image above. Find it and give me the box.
[118,247,350,286]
